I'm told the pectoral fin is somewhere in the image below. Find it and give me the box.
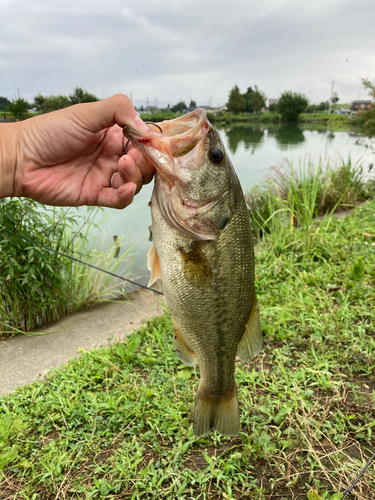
[147,244,161,287]
[180,245,212,288]
[237,296,262,361]
[173,321,197,366]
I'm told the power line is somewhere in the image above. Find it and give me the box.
[333,80,365,89]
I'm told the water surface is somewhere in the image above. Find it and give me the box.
[85,124,373,286]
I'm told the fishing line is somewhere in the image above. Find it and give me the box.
[342,450,375,499]
[2,228,164,296]
[1,122,166,296]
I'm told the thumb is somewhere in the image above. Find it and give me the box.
[74,94,149,133]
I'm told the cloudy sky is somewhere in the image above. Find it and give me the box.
[1,0,374,108]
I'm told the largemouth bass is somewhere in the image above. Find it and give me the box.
[123,108,262,437]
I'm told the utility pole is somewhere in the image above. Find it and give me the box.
[328,81,334,115]
[146,97,149,111]
[130,92,133,102]
[155,98,158,109]
[17,87,20,98]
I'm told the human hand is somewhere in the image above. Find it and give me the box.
[13,95,155,208]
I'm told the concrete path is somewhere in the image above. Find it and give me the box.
[0,288,164,396]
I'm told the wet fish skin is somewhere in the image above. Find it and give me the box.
[124,109,262,437]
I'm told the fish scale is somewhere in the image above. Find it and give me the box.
[123,108,262,437]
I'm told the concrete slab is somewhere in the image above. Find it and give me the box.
[0,288,165,396]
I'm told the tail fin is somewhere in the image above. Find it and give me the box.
[193,384,239,437]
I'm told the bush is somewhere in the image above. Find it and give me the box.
[358,79,375,138]
[6,98,29,120]
[277,91,309,122]
[245,158,375,238]
[0,200,128,338]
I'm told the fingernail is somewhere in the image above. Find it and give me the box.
[134,115,149,132]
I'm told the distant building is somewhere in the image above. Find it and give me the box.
[268,98,279,106]
[200,106,227,116]
[351,100,372,111]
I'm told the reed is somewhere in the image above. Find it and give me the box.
[0,201,132,339]
[246,157,375,241]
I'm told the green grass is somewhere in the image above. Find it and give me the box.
[209,112,280,124]
[209,112,361,129]
[0,201,133,339]
[138,111,185,122]
[300,114,358,125]
[0,111,40,121]
[1,201,375,499]
[246,157,375,239]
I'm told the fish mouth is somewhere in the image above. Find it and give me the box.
[123,108,210,180]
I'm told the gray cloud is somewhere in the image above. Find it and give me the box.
[0,0,374,106]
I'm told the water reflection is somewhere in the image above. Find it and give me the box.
[88,124,371,285]
[223,124,307,154]
[224,125,265,154]
[268,125,305,149]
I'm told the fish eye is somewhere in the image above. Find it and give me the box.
[209,147,224,164]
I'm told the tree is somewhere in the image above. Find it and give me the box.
[359,78,375,138]
[243,86,266,113]
[68,87,99,105]
[33,94,46,112]
[277,91,309,122]
[171,101,187,113]
[33,88,98,113]
[7,98,29,119]
[331,92,339,104]
[317,101,329,112]
[189,100,197,110]
[0,97,10,111]
[269,102,278,113]
[226,85,246,114]
[33,94,71,113]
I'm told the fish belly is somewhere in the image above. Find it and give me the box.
[151,196,260,436]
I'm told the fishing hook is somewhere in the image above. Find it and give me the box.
[144,121,163,133]
[122,121,163,155]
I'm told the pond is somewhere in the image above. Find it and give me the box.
[85,124,373,288]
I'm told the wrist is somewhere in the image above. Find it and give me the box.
[0,122,22,199]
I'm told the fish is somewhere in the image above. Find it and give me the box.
[123,108,262,437]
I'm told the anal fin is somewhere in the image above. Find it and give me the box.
[237,296,262,362]
[193,383,239,437]
[147,244,161,287]
[173,321,197,366]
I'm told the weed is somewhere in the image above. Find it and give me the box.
[246,157,375,240]
[1,202,375,498]
[0,199,132,339]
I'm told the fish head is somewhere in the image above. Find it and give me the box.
[123,108,241,240]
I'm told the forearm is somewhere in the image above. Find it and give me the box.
[0,122,21,199]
